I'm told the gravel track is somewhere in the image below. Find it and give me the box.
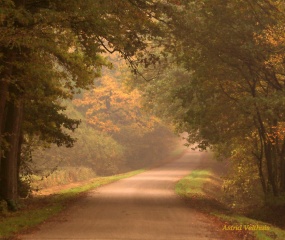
[20,149,228,240]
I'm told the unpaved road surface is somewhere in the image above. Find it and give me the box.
[20,149,227,240]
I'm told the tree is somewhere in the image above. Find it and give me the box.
[74,75,157,135]
[73,56,177,172]
[0,0,166,208]
[138,0,285,198]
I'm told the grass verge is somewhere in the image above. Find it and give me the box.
[175,170,212,197]
[175,169,285,240]
[0,169,145,239]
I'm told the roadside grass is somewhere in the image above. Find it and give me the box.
[0,204,63,238]
[0,169,144,239]
[175,169,285,240]
[31,166,97,190]
[175,170,211,197]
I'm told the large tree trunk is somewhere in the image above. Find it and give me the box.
[280,157,285,192]
[254,132,267,195]
[0,81,8,132]
[264,145,279,196]
[280,144,285,192]
[257,158,267,195]
[0,98,23,209]
[0,80,9,187]
[255,111,279,196]
[277,140,285,193]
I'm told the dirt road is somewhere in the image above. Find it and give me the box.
[20,149,227,240]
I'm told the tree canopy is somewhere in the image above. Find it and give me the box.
[0,0,167,207]
[2,0,285,210]
[136,0,285,198]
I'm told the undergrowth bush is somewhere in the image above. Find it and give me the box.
[32,167,96,190]
[219,144,265,211]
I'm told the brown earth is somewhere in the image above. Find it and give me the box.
[18,149,237,240]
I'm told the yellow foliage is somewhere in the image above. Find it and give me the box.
[73,61,158,133]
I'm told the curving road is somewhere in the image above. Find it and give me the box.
[20,149,227,240]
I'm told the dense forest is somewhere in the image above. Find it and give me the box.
[28,57,177,188]
[1,0,285,216]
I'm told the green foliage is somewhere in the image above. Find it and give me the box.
[29,91,176,181]
[221,142,264,210]
[175,158,285,240]
[136,0,285,200]
[22,55,176,181]
[0,0,170,203]
[175,170,212,197]
[31,120,125,177]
